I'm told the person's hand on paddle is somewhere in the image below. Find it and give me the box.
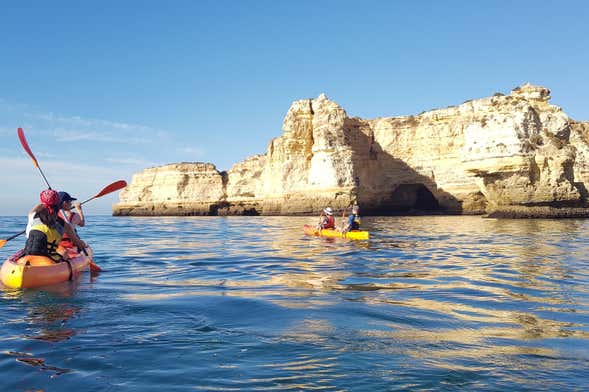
[72,201,86,227]
[316,210,325,230]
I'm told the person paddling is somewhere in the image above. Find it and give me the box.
[57,191,85,249]
[24,189,86,262]
[341,204,361,233]
[317,207,336,230]
[58,191,85,228]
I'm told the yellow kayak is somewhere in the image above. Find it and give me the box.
[303,225,369,240]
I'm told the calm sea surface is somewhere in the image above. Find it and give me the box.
[0,215,588,391]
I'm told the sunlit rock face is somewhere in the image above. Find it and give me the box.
[461,85,580,209]
[113,163,225,216]
[571,121,589,194]
[113,84,589,217]
[256,93,357,214]
[221,154,266,216]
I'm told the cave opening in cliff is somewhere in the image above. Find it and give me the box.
[383,184,441,214]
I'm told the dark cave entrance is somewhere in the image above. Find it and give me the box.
[382,183,442,214]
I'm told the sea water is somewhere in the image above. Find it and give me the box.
[0,215,587,391]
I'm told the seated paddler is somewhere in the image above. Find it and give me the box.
[24,189,86,262]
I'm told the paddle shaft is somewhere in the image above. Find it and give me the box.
[37,167,52,190]
[6,230,26,242]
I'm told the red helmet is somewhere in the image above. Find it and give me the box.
[40,189,60,209]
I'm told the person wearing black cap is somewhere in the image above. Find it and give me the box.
[58,191,85,228]
[57,191,86,250]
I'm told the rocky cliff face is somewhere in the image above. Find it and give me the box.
[114,163,225,215]
[113,84,589,217]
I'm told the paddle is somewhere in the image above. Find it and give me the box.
[315,209,326,233]
[0,231,26,250]
[18,127,52,189]
[0,180,127,250]
[79,180,127,205]
[17,127,99,271]
[15,128,124,272]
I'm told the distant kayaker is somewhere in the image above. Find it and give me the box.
[341,204,361,233]
[317,207,336,230]
[24,189,86,262]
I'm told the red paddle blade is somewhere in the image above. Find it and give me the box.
[80,180,128,205]
[0,239,7,249]
[93,180,127,198]
[17,128,39,167]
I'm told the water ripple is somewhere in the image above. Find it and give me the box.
[0,215,588,390]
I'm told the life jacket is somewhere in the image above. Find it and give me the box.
[26,218,63,261]
[322,215,336,229]
[350,213,361,230]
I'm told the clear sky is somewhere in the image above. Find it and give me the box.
[1,1,587,215]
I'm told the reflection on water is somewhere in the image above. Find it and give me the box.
[0,215,588,390]
[0,279,84,380]
[14,355,71,377]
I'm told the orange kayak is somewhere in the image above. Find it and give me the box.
[303,224,369,240]
[1,246,93,289]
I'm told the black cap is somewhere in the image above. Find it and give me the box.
[58,191,77,203]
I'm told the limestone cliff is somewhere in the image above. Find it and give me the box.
[113,84,589,217]
[114,163,225,215]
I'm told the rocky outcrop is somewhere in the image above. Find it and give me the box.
[114,163,225,215]
[113,84,589,217]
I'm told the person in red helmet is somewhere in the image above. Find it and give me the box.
[24,189,86,262]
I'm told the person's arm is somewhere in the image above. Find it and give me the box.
[70,211,83,227]
[342,215,354,233]
[317,212,325,230]
[72,202,85,227]
[28,203,43,219]
[63,222,86,250]
[26,204,44,237]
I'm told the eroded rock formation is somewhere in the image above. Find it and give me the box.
[114,84,589,217]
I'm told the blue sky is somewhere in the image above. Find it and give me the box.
[1,1,588,215]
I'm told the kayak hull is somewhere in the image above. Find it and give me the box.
[1,246,93,289]
[303,225,369,240]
